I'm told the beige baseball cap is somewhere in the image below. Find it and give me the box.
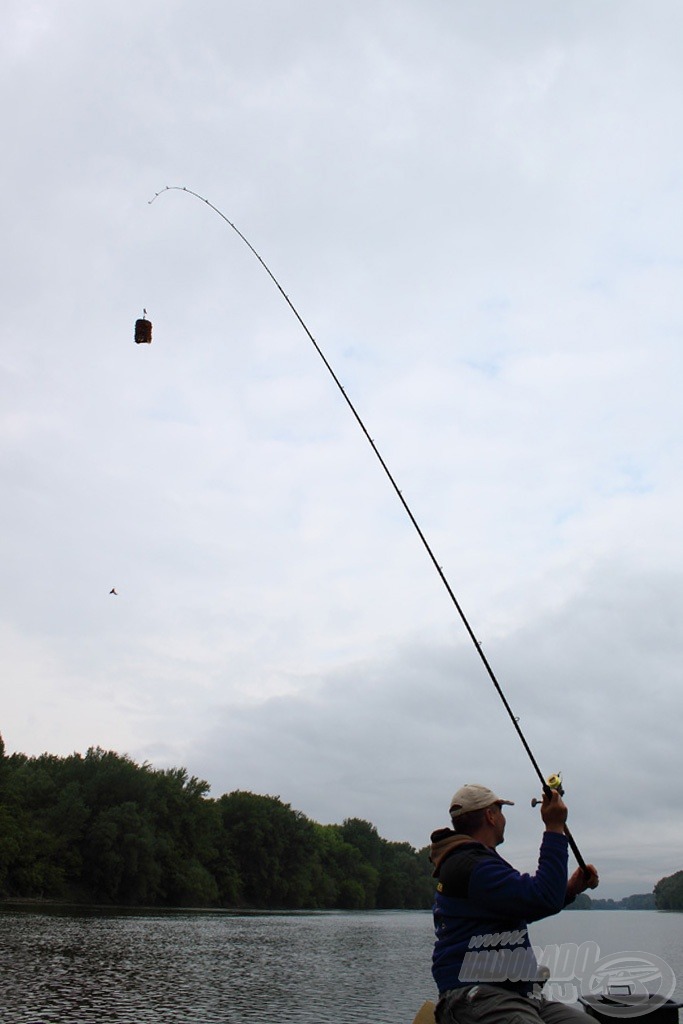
[449,783,514,818]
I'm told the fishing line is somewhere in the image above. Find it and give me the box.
[149,185,586,870]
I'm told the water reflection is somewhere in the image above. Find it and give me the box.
[3,906,682,1024]
[0,907,435,1023]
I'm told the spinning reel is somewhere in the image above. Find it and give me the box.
[531,772,564,807]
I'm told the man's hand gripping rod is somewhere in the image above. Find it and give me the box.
[531,773,587,872]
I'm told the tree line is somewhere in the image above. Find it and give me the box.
[653,871,683,910]
[0,737,435,909]
[570,878,683,912]
[538,874,680,912]
[568,892,655,910]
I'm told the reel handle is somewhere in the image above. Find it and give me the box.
[530,772,564,806]
[530,772,587,872]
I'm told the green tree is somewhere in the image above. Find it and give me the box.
[340,818,383,869]
[655,871,683,910]
[0,741,439,909]
[83,802,159,902]
[217,791,318,908]
[324,827,379,908]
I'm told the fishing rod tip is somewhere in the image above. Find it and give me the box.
[149,185,189,205]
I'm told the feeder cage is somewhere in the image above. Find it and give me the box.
[135,317,153,344]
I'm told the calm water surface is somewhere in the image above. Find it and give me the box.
[0,906,682,1024]
[532,911,683,1003]
[0,906,434,1024]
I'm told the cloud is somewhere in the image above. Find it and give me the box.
[2,0,683,899]
[155,556,682,900]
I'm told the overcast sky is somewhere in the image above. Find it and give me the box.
[2,1,683,900]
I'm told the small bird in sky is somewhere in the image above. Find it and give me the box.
[110,588,118,595]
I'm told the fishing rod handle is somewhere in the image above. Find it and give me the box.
[563,823,587,872]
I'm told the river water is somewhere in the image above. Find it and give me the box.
[0,906,682,1024]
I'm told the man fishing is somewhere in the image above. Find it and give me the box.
[429,783,599,1024]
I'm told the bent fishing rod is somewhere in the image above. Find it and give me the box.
[149,185,587,871]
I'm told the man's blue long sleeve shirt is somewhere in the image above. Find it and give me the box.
[432,831,570,996]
